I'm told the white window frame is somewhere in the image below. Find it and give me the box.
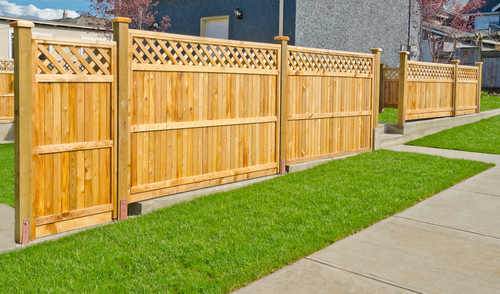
[200,15,229,39]
[8,28,13,59]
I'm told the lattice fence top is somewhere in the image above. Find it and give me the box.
[35,42,112,75]
[131,35,278,70]
[384,67,399,80]
[407,64,453,80]
[0,59,14,71]
[458,67,478,81]
[288,49,373,74]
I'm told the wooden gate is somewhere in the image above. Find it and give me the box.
[30,36,116,238]
[125,30,280,203]
[0,59,14,123]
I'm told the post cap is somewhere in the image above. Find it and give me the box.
[274,36,290,41]
[475,62,483,66]
[399,51,410,55]
[370,48,383,52]
[110,17,132,23]
[10,21,34,28]
[450,60,460,64]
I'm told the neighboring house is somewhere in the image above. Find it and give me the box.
[0,14,106,59]
[470,0,500,34]
[421,22,500,65]
[155,0,419,66]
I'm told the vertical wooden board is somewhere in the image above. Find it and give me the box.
[35,84,45,218]
[84,150,92,208]
[91,149,99,207]
[67,84,76,210]
[177,129,183,179]
[166,130,173,180]
[43,84,54,216]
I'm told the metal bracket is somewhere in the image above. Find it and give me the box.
[281,159,287,174]
[119,199,128,220]
[22,218,29,245]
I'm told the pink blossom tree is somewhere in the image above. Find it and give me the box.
[409,0,485,62]
[81,0,171,38]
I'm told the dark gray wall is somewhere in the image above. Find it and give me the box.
[156,0,296,44]
[294,0,412,66]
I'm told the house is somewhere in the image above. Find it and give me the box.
[421,21,500,65]
[0,13,106,59]
[154,0,418,66]
[470,0,500,34]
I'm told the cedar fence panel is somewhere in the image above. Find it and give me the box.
[381,65,399,109]
[285,46,376,165]
[126,30,280,203]
[30,35,117,239]
[0,59,14,123]
[456,65,481,116]
[380,52,481,124]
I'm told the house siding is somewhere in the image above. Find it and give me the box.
[0,19,105,59]
[156,0,415,66]
[156,0,297,44]
[294,0,413,66]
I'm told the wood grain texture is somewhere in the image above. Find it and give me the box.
[0,72,14,121]
[285,73,373,163]
[129,69,279,202]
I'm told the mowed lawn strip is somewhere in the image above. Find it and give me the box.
[0,150,492,292]
[406,115,500,154]
[0,143,14,207]
[379,92,500,124]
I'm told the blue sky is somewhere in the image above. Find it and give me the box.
[0,0,90,20]
[7,0,89,12]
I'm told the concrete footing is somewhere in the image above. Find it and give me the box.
[0,123,14,142]
[129,175,278,215]
[375,109,500,149]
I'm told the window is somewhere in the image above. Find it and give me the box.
[200,16,229,39]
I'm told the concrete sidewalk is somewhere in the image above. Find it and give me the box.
[235,147,500,294]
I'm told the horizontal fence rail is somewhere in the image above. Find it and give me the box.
[380,52,481,124]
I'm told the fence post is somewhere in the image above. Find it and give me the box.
[379,63,386,113]
[451,60,460,117]
[11,21,34,244]
[111,17,131,220]
[274,36,289,174]
[475,62,483,113]
[371,48,382,128]
[398,52,409,125]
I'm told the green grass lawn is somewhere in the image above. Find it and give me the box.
[379,92,500,124]
[379,108,398,124]
[406,115,500,154]
[0,143,14,207]
[0,150,492,293]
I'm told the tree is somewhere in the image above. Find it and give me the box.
[81,0,171,38]
[409,0,485,63]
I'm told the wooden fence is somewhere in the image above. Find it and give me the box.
[13,19,380,243]
[125,29,280,203]
[481,51,500,88]
[285,46,376,165]
[381,52,482,124]
[0,59,14,123]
